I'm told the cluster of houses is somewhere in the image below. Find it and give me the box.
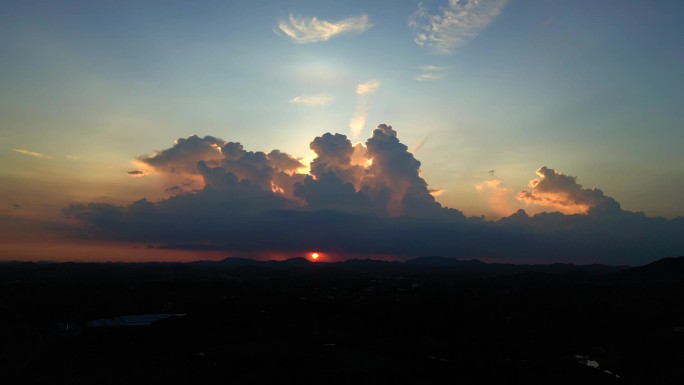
[56,313,186,336]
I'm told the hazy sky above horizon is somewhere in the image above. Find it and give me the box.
[1,1,683,263]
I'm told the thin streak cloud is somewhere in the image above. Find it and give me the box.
[410,134,431,153]
[420,65,448,71]
[415,73,445,81]
[13,149,51,160]
[410,0,509,54]
[290,94,333,106]
[277,14,372,44]
[415,65,448,81]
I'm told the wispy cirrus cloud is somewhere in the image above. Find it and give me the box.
[277,14,372,44]
[409,0,509,54]
[13,149,51,160]
[290,93,334,106]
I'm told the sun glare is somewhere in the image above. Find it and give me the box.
[311,252,320,260]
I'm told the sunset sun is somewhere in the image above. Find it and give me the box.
[311,252,320,261]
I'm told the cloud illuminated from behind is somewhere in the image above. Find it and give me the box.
[63,126,684,265]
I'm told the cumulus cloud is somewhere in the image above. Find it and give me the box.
[290,94,333,106]
[517,167,622,215]
[364,124,444,216]
[277,14,372,44]
[64,126,684,265]
[350,80,382,138]
[13,149,51,160]
[136,135,307,199]
[409,0,509,54]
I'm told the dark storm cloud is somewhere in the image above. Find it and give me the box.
[64,125,684,265]
[267,150,305,173]
[139,135,225,174]
[364,124,443,217]
[138,134,308,199]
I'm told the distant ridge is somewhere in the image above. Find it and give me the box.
[267,257,313,267]
[2,256,683,285]
[404,256,486,268]
[615,256,684,282]
[190,255,628,276]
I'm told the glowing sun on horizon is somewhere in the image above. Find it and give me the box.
[311,252,320,261]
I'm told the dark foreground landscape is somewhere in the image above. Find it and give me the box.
[2,256,684,384]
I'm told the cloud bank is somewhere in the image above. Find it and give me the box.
[410,0,509,54]
[64,125,684,265]
[277,14,372,43]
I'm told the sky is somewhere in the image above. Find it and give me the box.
[1,0,683,264]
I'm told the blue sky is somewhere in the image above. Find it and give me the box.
[1,1,683,262]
